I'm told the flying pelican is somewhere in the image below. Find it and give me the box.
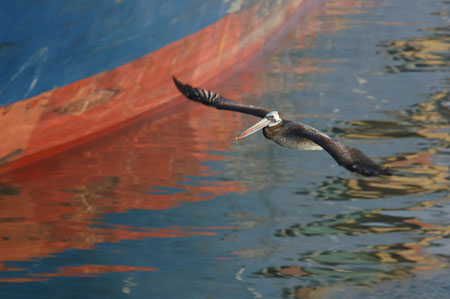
[173,77,391,177]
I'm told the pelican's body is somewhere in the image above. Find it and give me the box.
[173,77,391,177]
[263,121,325,151]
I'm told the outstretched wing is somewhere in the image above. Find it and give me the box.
[173,76,271,118]
[283,121,391,176]
[173,76,391,177]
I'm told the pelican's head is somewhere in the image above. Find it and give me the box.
[235,111,282,140]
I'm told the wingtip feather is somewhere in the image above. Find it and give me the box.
[172,76,187,94]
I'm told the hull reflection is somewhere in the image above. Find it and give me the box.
[0,105,244,280]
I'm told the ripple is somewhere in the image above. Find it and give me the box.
[378,34,450,73]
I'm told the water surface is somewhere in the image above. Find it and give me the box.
[1,0,449,298]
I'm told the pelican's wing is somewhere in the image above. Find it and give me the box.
[173,77,271,118]
[285,121,391,176]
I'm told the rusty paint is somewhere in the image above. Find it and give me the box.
[0,149,23,166]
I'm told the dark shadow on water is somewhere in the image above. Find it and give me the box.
[0,183,20,198]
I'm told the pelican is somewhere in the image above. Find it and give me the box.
[173,77,391,177]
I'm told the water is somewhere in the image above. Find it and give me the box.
[1,0,449,298]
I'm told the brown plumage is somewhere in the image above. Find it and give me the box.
[173,76,391,177]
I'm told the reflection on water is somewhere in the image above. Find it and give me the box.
[265,199,450,297]
[378,31,450,73]
[0,104,243,282]
[275,208,445,237]
[0,183,20,197]
[0,0,450,297]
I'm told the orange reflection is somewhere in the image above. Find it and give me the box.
[0,106,244,266]
[0,278,49,283]
[0,265,158,282]
[35,265,158,278]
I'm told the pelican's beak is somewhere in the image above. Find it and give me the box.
[235,117,272,140]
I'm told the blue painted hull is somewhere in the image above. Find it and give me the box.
[0,0,232,106]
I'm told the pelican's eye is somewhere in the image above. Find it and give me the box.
[265,111,281,126]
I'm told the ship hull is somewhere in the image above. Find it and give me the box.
[0,0,321,173]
